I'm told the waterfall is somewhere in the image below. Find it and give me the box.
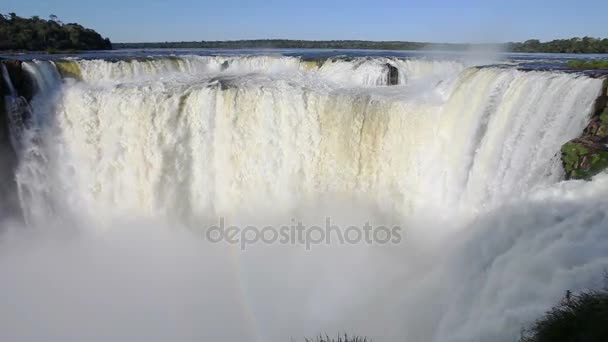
[61,55,465,87]
[21,61,62,96]
[1,61,62,224]
[12,57,602,222]
[1,55,607,342]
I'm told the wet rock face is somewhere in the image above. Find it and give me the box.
[0,60,15,158]
[562,138,608,180]
[561,78,608,180]
[386,63,399,86]
[0,59,26,220]
[0,73,8,148]
[0,92,19,219]
[2,59,34,101]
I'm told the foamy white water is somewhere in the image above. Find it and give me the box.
[0,55,606,342]
[15,57,601,221]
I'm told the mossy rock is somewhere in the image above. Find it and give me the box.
[564,77,608,180]
[562,140,608,180]
[300,57,326,69]
[583,107,608,138]
[54,60,82,80]
[599,108,608,137]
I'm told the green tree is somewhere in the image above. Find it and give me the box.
[0,12,112,51]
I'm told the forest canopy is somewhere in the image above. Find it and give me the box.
[510,37,608,53]
[115,37,608,53]
[0,13,112,51]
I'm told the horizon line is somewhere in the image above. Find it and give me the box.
[111,37,607,45]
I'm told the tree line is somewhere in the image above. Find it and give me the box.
[115,37,608,53]
[1,12,607,53]
[0,13,112,52]
[510,37,608,53]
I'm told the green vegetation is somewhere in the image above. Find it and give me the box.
[114,37,608,53]
[0,13,111,52]
[520,288,608,342]
[567,60,608,70]
[561,140,608,180]
[510,37,608,54]
[561,78,608,180]
[591,107,608,138]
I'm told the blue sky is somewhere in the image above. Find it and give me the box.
[4,0,607,43]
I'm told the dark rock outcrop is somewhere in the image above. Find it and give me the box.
[385,63,399,86]
[561,77,608,180]
[2,59,34,101]
[0,59,27,220]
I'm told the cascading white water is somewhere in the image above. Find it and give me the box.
[14,57,601,222]
[2,61,63,224]
[1,55,607,342]
[318,58,465,87]
[67,55,466,87]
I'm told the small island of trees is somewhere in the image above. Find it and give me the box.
[0,13,112,52]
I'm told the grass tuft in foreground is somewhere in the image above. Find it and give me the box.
[520,286,608,342]
[305,335,369,342]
